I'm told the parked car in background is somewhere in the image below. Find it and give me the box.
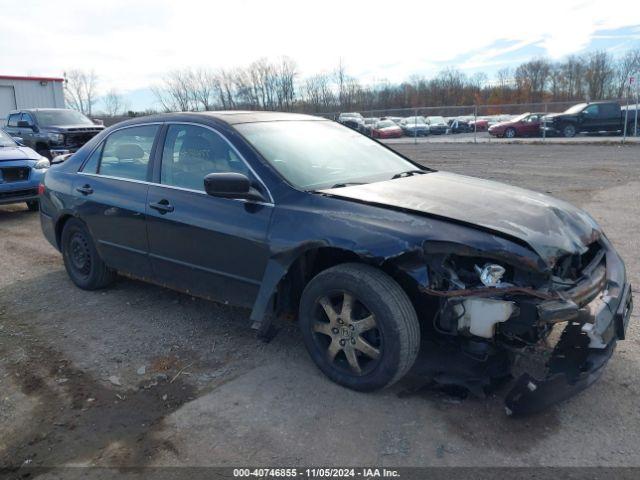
[4,108,104,159]
[488,112,545,138]
[447,118,472,134]
[0,128,49,210]
[468,118,489,132]
[425,116,449,134]
[541,101,637,137]
[371,119,403,138]
[338,112,364,130]
[361,117,380,136]
[399,116,429,137]
[378,116,403,125]
[40,111,633,415]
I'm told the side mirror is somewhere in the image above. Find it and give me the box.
[17,120,33,129]
[204,172,265,202]
[51,153,73,164]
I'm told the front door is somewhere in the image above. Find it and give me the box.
[73,124,160,278]
[146,123,273,308]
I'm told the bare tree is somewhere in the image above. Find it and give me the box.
[102,89,127,116]
[65,70,98,115]
[614,48,640,98]
[584,50,614,100]
[152,70,196,112]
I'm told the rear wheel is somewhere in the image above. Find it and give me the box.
[299,263,420,391]
[61,218,116,290]
[26,200,39,212]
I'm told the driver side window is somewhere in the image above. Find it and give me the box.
[160,124,249,192]
[583,105,599,117]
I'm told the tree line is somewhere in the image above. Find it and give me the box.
[66,47,640,117]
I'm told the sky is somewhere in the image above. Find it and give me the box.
[1,0,639,111]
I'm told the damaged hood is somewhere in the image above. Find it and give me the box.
[321,171,600,266]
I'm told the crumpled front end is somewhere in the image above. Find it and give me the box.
[417,235,633,415]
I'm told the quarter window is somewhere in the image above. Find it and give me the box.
[96,125,159,181]
[160,124,249,192]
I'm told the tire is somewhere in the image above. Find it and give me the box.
[299,263,420,392]
[504,128,516,139]
[562,124,576,137]
[26,200,39,212]
[61,218,116,290]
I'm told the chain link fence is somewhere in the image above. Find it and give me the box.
[317,99,640,144]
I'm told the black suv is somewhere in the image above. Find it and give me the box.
[4,108,104,158]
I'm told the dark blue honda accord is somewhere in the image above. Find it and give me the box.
[39,111,633,414]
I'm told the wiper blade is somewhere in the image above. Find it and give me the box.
[330,182,366,189]
[391,170,427,179]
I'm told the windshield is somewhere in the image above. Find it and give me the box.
[427,116,446,124]
[236,120,418,190]
[564,103,587,114]
[376,120,395,128]
[404,116,426,124]
[34,109,94,127]
[512,113,530,122]
[340,112,363,119]
[0,129,17,147]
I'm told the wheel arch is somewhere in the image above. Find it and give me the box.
[54,213,78,251]
[250,244,428,329]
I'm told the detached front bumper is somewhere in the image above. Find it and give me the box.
[505,245,633,416]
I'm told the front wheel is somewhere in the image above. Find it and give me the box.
[504,128,516,139]
[299,263,420,392]
[562,124,576,137]
[61,218,116,290]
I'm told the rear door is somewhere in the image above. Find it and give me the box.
[146,123,273,308]
[73,123,160,277]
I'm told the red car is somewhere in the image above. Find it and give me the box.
[468,119,489,131]
[371,120,403,138]
[488,113,545,138]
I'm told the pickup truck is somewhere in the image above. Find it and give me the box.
[541,101,638,137]
[3,108,104,158]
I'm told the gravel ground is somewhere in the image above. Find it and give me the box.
[0,143,639,473]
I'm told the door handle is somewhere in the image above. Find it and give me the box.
[149,200,174,214]
[76,184,93,195]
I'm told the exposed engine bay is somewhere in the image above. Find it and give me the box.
[412,236,633,415]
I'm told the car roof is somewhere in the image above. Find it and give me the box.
[113,111,326,127]
[8,108,74,113]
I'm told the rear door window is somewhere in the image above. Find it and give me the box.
[7,113,20,127]
[91,125,159,181]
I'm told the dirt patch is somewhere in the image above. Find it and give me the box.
[0,317,196,473]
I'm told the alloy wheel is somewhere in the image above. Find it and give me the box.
[312,291,382,375]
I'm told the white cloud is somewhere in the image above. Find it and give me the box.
[0,0,638,101]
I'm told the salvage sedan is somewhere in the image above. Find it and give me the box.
[39,112,633,415]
